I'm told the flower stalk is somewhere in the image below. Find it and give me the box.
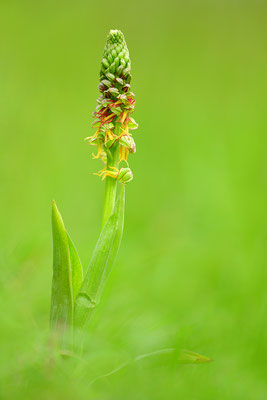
[101,124,120,228]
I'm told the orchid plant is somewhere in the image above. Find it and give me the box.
[49,30,210,366]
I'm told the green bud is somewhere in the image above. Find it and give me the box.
[101,151,107,164]
[101,79,112,88]
[98,82,106,92]
[116,65,124,77]
[126,74,132,84]
[119,135,136,153]
[117,94,127,102]
[106,87,120,98]
[106,72,115,82]
[109,63,116,74]
[128,117,139,130]
[102,58,109,69]
[117,167,133,184]
[122,67,131,77]
[123,83,130,92]
[100,30,132,100]
[116,77,124,85]
[114,57,120,68]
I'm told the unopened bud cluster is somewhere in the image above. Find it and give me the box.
[86,30,138,184]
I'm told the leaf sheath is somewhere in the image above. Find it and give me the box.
[67,233,83,302]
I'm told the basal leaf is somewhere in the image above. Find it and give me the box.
[50,201,73,347]
[67,233,83,302]
[74,186,125,334]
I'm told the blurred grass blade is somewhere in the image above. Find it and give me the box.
[178,349,212,364]
[50,201,73,348]
[74,186,125,334]
[134,348,211,365]
[67,233,83,301]
[88,347,211,385]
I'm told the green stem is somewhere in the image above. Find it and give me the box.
[102,122,120,228]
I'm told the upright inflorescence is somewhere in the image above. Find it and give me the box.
[86,29,138,184]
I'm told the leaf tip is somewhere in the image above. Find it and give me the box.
[52,200,59,215]
[51,200,66,231]
[178,349,212,364]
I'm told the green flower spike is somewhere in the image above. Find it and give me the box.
[86,30,138,190]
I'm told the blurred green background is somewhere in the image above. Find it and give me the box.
[0,0,266,398]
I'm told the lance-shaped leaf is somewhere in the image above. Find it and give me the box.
[50,202,83,350]
[67,233,83,302]
[50,201,73,346]
[74,186,125,334]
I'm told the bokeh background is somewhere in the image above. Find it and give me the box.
[0,0,266,398]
